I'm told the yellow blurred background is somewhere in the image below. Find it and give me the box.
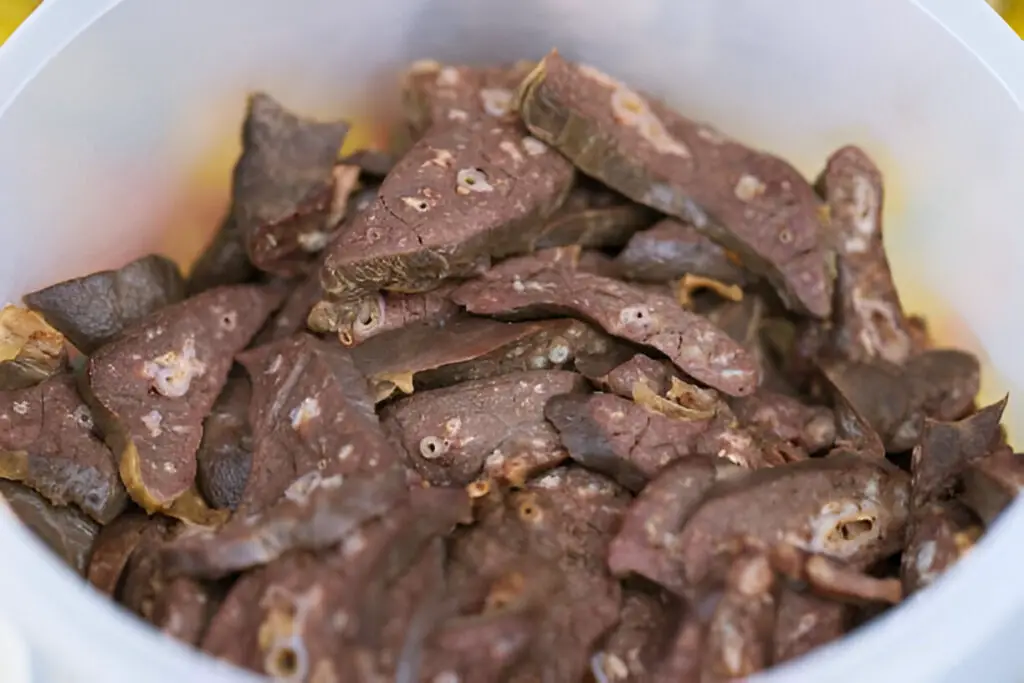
[0,0,41,45]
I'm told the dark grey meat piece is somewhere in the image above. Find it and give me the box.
[233,93,350,276]
[24,254,185,354]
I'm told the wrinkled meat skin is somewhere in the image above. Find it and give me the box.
[346,284,461,347]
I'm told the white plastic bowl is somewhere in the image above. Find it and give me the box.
[2,1,1024,681]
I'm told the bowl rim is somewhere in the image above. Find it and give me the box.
[0,1,1023,682]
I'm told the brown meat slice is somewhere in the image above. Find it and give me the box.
[338,148,396,178]
[802,554,902,605]
[23,255,185,354]
[616,218,749,285]
[415,318,611,390]
[86,513,163,595]
[195,377,252,511]
[251,183,376,346]
[341,283,461,347]
[516,51,833,318]
[821,351,981,454]
[186,214,257,294]
[201,488,467,681]
[200,552,337,679]
[0,373,126,523]
[649,617,704,683]
[119,525,215,646]
[675,453,909,588]
[576,351,682,399]
[400,60,537,137]
[450,468,629,683]
[161,467,409,579]
[381,370,587,486]
[910,396,1007,509]
[702,552,777,681]
[236,333,397,512]
[253,271,324,345]
[0,480,99,575]
[352,317,569,402]
[817,146,913,365]
[87,285,279,513]
[233,93,350,276]
[706,294,796,395]
[613,453,908,595]
[347,492,477,681]
[591,587,677,683]
[415,607,536,683]
[452,254,759,396]
[773,588,850,663]
[730,391,836,454]
[545,393,721,491]
[353,317,610,402]
[0,305,67,390]
[313,119,576,335]
[901,500,981,594]
[905,349,982,422]
[961,448,1024,526]
[607,457,724,593]
[530,179,658,251]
